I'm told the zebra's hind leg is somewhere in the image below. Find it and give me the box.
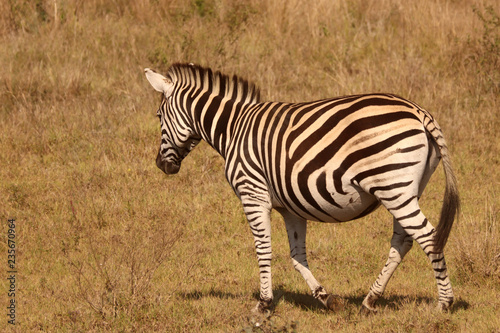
[361,218,413,314]
[277,208,343,311]
[381,197,454,312]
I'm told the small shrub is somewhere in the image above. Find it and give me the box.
[65,216,183,322]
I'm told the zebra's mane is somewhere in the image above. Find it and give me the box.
[166,63,261,105]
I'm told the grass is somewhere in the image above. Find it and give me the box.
[0,0,499,331]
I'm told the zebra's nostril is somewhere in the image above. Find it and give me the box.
[165,161,180,174]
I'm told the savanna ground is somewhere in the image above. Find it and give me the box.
[0,0,499,331]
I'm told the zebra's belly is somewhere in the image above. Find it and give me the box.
[323,190,380,222]
[316,189,380,222]
[274,186,381,223]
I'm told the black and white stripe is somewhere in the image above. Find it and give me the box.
[144,64,459,313]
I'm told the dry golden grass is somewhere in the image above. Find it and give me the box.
[0,0,499,331]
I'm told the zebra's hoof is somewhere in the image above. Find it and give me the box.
[436,300,453,312]
[326,294,344,312]
[251,299,273,315]
[359,303,377,316]
[360,292,379,315]
[249,305,271,328]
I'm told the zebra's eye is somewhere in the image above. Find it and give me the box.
[156,110,161,120]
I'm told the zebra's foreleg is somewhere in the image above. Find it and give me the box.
[243,201,274,314]
[361,218,413,313]
[277,208,342,311]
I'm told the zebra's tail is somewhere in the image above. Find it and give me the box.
[423,115,460,253]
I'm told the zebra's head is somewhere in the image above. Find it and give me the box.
[144,68,201,175]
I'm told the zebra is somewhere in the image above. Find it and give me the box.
[144,63,459,314]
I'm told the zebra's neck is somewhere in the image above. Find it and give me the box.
[189,91,257,158]
[167,64,260,158]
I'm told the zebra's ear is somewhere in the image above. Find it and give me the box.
[144,68,174,97]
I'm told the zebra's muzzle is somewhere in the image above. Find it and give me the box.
[156,151,181,174]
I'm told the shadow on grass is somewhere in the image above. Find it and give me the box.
[361,294,470,313]
[180,287,470,313]
[272,288,324,312]
[258,287,470,314]
[450,298,470,312]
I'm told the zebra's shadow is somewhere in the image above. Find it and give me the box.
[268,287,470,313]
[179,287,469,313]
[271,288,324,312]
[353,294,470,313]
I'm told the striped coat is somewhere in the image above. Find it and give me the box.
[144,64,459,314]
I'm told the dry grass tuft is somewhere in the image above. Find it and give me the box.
[453,196,500,283]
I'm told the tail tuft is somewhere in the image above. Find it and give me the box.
[434,150,460,253]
